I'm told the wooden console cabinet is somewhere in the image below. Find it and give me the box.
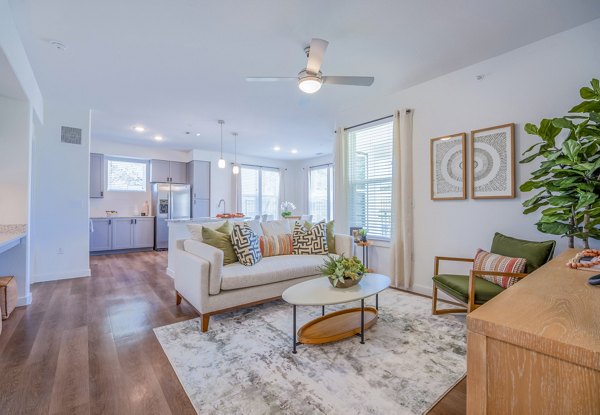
[467,249,600,414]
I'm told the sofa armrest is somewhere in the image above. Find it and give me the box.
[174,247,211,313]
[182,239,224,295]
[334,234,354,257]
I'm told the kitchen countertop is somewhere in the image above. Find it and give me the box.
[0,224,27,255]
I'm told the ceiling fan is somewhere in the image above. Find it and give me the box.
[246,38,374,94]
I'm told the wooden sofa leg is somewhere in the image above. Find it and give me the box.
[176,291,182,305]
[201,314,210,332]
[432,284,439,315]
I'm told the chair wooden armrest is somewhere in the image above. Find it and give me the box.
[467,269,528,312]
[434,256,474,275]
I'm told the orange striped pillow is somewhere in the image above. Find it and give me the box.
[473,249,526,288]
[259,234,293,257]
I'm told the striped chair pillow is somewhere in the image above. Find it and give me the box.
[259,234,293,257]
[473,249,527,288]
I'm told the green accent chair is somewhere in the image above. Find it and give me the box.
[431,233,556,314]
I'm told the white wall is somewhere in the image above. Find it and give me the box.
[31,100,91,283]
[336,19,600,295]
[90,138,191,217]
[0,96,30,224]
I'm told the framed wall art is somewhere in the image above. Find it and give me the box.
[470,123,515,199]
[430,133,467,200]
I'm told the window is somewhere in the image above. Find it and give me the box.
[309,164,334,222]
[106,158,147,192]
[347,119,393,239]
[240,166,280,218]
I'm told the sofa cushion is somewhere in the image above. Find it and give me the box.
[231,224,262,266]
[187,220,230,241]
[293,221,328,255]
[245,219,264,237]
[433,274,505,305]
[261,220,291,237]
[490,232,556,273]
[305,220,336,254]
[259,234,293,257]
[201,225,237,266]
[221,254,332,290]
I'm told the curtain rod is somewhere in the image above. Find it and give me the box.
[335,110,412,133]
[240,163,286,171]
[308,163,334,169]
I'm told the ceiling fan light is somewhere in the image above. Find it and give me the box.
[232,164,240,175]
[218,158,226,169]
[298,77,322,94]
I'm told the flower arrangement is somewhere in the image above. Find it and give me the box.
[280,201,296,218]
[319,254,366,288]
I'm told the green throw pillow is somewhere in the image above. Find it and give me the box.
[202,222,237,265]
[304,220,335,254]
[490,232,556,273]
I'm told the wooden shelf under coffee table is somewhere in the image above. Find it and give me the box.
[282,274,391,353]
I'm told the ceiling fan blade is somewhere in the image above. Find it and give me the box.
[322,76,374,86]
[245,77,296,82]
[306,38,329,74]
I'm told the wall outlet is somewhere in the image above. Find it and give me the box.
[57,248,64,255]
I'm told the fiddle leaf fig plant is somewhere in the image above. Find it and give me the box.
[520,78,600,249]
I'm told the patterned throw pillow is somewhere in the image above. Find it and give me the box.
[304,220,336,254]
[231,224,262,266]
[292,221,328,255]
[473,249,527,288]
[259,234,293,257]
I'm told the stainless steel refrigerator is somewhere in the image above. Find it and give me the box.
[152,183,191,250]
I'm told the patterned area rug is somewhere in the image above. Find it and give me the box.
[154,289,466,415]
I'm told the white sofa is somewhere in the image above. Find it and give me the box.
[173,220,354,331]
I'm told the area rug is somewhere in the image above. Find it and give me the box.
[154,289,466,415]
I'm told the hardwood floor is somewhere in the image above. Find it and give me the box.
[0,251,466,414]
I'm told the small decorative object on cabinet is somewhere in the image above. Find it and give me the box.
[349,226,362,243]
[471,123,515,199]
[430,133,467,200]
[567,249,600,271]
[319,254,366,288]
[280,201,296,218]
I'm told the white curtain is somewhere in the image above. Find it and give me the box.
[231,165,241,212]
[333,127,349,233]
[279,168,286,216]
[390,109,414,288]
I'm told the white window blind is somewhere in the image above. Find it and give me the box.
[240,166,280,218]
[347,118,393,239]
[309,164,334,222]
[106,158,147,192]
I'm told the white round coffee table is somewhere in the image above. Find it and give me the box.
[282,273,390,353]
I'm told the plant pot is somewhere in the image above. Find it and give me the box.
[281,211,291,218]
[329,273,363,288]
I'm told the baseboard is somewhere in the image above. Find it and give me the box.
[32,268,91,283]
[166,267,175,278]
[17,292,32,306]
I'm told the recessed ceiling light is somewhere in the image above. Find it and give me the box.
[133,125,145,132]
[273,146,281,151]
[291,149,298,154]
[196,133,201,137]
[154,135,163,141]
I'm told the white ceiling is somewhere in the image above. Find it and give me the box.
[8,0,600,160]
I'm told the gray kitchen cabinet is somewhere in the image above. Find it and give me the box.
[90,218,111,251]
[90,153,104,198]
[90,217,155,252]
[150,160,187,183]
[187,160,211,199]
[133,218,154,248]
[111,218,134,249]
[169,161,187,183]
[192,198,210,218]
[150,159,171,182]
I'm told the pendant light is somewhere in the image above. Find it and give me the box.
[217,120,226,168]
[232,132,240,175]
